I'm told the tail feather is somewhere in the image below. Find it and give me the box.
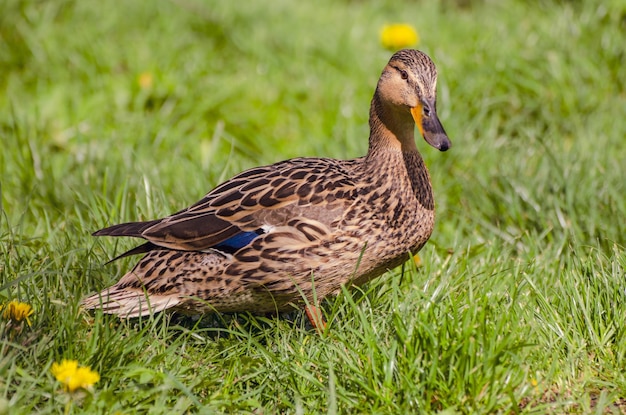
[104,242,160,264]
[93,220,162,238]
[82,287,181,318]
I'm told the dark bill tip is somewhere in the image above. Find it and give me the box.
[423,132,451,151]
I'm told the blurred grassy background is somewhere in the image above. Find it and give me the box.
[1,0,625,413]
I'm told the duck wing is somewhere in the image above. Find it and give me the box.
[94,157,359,256]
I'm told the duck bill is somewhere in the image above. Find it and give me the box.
[410,105,451,152]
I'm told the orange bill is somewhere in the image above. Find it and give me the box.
[410,104,451,152]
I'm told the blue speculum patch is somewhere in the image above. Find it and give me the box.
[214,229,264,253]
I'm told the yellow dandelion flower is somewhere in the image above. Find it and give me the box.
[413,254,423,268]
[0,300,34,326]
[380,23,420,50]
[51,360,100,393]
[137,72,154,90]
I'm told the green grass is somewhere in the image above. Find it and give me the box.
[1,0,626,413]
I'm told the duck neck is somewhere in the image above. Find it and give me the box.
[366,93,417,155]
[365,93,434,211]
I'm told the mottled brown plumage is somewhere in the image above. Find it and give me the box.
[83,49,451,319]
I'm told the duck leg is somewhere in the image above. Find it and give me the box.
[305,304,326,333]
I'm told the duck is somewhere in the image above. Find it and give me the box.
[83,49,451,328]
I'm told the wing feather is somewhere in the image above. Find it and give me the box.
[93,157,360,255]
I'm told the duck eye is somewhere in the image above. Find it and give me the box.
[400,70,409,80]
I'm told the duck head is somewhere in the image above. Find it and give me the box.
[374,49,451,152]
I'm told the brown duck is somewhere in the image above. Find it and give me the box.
[83,49,451,326]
